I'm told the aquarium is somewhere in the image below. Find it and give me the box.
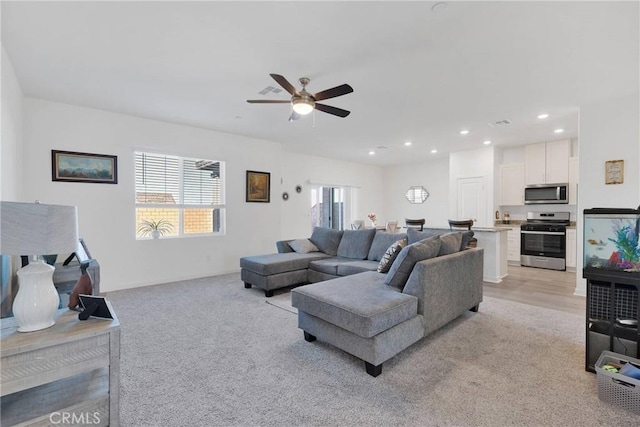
[584,208,640,273]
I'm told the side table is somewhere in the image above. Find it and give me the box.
[1,304,120,426]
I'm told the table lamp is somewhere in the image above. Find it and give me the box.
[0,201,79,332]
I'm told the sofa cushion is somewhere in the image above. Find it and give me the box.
[385,236,441,290]
[337,228,376,259]
[336,260,379,276]
[309,257,355,275]
[367,231,408,261]
[310,227,344,256]
[438,232,463,256]
[460,230,475,250]
[240,252,330,275]
[288,239,319,254]
[291,272,418,338]
[377,238,408,273]
[407,228,442,244]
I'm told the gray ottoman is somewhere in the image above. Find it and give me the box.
[240,252,329,297]
[291,272,423,376]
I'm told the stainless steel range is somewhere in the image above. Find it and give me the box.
[520,212,570,271]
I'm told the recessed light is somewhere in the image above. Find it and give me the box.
[537,113,549,119]
[431,149,438,154]
[369,151,375,155]
[554,128,564,133]
[460,130,470,135]
[404,141,412,146]
[483,140,492,145]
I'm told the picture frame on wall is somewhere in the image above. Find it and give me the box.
[52,150,118,184]
[246,170,270,203]
[605,159,624,185]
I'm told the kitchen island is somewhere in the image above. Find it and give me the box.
[471,226,512,283]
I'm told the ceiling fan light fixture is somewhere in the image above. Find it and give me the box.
[292,93,315,115]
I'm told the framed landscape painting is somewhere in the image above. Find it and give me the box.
[52,150,118,184]
[246,170,270,203]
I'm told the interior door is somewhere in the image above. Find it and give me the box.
[457,177,486,226]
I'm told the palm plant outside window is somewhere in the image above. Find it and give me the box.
[135,151,225,238]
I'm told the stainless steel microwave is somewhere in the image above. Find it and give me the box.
[524,183,568,204]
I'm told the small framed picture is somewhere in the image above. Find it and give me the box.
[52,150,118,184]
[246,170,270,203]
[605,160,624,185]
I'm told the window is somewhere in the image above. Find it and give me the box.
[135,151,225,238]
[310,186,345,230]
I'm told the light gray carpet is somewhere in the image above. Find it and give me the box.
[107,274,639,426]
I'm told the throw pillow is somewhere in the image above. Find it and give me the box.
[377,238,408,273]
[385,236,441,290]
[438,232,463,256]
[288,239,319,254]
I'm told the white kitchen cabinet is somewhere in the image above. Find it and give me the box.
[506,227,521,264]
[524,140,570,185]
[569,156,579,205]
[566,228,577,269]
[500,164,524,206]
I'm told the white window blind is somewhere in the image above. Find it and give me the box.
[135,151,225,237]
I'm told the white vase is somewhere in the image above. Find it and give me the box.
[151,230,160,239]
[13,260,59,332]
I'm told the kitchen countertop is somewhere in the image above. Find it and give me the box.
[472,226,512,232]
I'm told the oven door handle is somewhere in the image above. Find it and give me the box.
[521,230,566,236]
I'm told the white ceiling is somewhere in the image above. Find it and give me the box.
[2,1,638,165]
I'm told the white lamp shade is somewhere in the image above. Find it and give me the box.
[1,201,79,256]
[1,201,80,332]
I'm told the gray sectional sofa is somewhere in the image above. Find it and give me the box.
[240,227,484,376]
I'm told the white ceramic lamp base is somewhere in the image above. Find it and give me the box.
[13,260,59,332]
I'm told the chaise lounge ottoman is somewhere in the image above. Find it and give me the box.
[291,272,424,377]
[240,252,330,297]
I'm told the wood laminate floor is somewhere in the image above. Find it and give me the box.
[483,265,585,316]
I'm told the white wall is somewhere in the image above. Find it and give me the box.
[279,151,385,239]
[1,47,23,200]
[575,92,640,295]
[383,157,450,228]
[21,98,284,292]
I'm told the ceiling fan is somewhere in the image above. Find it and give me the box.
[247,73,353,120]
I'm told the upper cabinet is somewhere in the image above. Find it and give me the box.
[500,163,524,206]
[524,140,570,185]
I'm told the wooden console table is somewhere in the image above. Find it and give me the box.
[1,304,120,426]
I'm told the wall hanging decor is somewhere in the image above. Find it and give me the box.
[246,170,271,202]
[52,150,118,184]
[405,186,430,204]
[605,159,624,185]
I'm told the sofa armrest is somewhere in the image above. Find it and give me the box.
[276,240,294,253]
[402,248,483,335]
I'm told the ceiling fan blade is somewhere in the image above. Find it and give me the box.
[270,74,298,96]
[313,84,354,101]
[315,103,351,118]
[246,100,291,104]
